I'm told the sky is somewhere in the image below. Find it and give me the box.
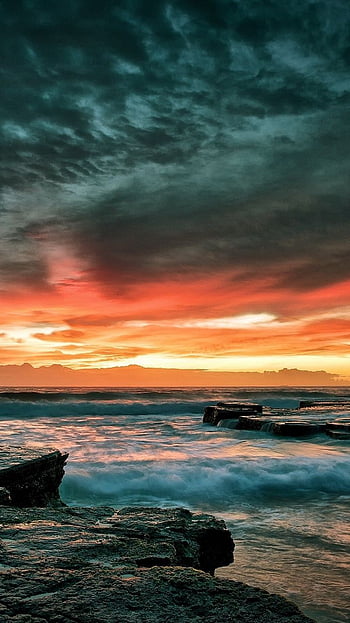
[1,0,350,380]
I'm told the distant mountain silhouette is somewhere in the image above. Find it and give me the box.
[0,363,346,387]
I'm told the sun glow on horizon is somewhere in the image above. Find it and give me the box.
[0,300,350,378]
[0,267,350,378]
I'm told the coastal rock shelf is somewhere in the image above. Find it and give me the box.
[203,401,350,439]
[0,446,68,507]
[0,445,315,622]
[0,503,313,623]
[0,505,234,575]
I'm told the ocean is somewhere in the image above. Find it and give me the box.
[0,386,349,622]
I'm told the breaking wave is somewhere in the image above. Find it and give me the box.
[61,455,350,509]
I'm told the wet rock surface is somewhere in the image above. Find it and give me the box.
[204,401,350,440]
[0,566,315,623]
[203,403,262,426]
[0,505,233,573]
[0,504,314,622]
[0,447,68,507]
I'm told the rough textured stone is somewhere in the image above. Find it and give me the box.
[0,447,68,507]
[0,566,315,623]
[0,504,314,622]
[0,505,233,574]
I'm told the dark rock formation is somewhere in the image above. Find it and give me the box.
[0,446,68,507]
[217,418,240,429]
[326,419,350,439]
[272,421,323,436]
[0,505,313,623]
[0,565,315,623]
[235,415,266,430]
[204,403,350,440]
[326,430,350,440]
[326,419,350,431]
[0,505,233,574]
[203,403,262,426]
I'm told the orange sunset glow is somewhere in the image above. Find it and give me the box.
[1,261,350,384]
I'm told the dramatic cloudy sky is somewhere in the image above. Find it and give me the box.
[1,0,350,375]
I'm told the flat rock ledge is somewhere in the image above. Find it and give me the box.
[0,446,314,622]
[203,401,350,440]
[0,446,68,507]
[0,505,314,623]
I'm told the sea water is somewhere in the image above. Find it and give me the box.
[0,386,349,622]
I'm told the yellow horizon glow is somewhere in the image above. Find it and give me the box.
[1,270,350,378]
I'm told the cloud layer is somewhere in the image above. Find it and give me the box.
[1,1,350,370]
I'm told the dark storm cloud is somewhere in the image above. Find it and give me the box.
[1,0,350,291]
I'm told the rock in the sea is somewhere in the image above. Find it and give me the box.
[236,415,266,430]
[0,487,11,505]
[326,419,350,432]
[271,422,322,437]
[0,446,68,507]
[203,403,263,426]
[326,420,350,439]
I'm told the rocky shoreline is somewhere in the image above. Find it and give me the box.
[0,446,315,622]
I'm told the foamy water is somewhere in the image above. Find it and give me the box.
[0,387,349,622]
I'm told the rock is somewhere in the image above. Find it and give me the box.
[236,415,265,431]
[271,422,322,437]
[203,403,263,426]
[0,504,313,622]
[326,430,350,440]
[203,405,217,423]
[217,418,239,429]
[326,420,350,439]
[0,446,68,507]
[0,565,315,623]
[0,487,11,505]
[0,505,233,575]
[326,419,350,432]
